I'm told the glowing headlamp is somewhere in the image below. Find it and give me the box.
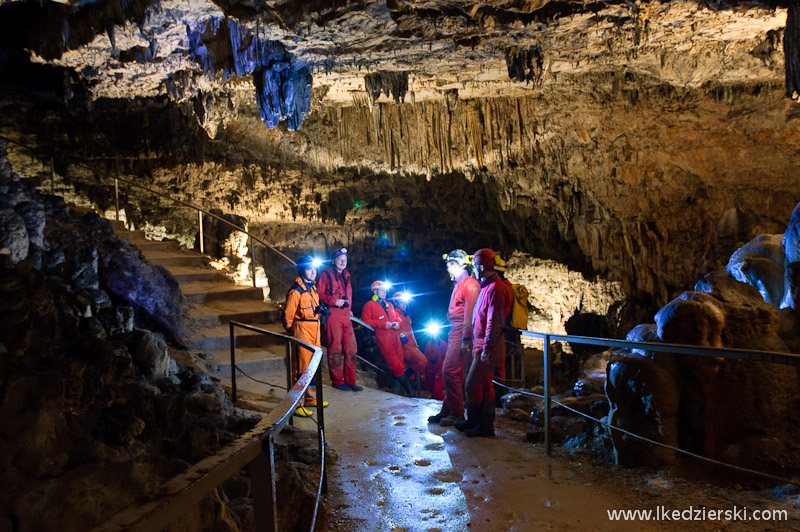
[396,291,412,303]
[382,280,392,290]
[423,321,443,336]
[311,258,323,268]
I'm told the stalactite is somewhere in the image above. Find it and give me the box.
[785,1,800,100]
[466,100,484,169]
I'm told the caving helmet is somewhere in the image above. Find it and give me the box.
[494,255,507,273]
[442,249,470,267]
[371,280,392,292]
[471,248,497,270]
[297,255,317,274]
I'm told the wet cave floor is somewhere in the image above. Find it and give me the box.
[229,369,799,532]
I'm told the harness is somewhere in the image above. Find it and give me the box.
[323,268,350,297]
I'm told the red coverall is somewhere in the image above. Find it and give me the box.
[424,339,447,400]
[466,273,511,408]
[494,278,515,381]
[361,298,406,377]
[317,267,358,387]
[441,270,480,418]
[395,306,428,375]
[283,276,321,406]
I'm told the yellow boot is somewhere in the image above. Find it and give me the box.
[294,406,313,417]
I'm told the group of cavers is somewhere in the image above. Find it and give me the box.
[282,247,528,437]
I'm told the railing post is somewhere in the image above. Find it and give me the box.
[315,363,328,493]
[251,434,278,532]
[543,334,551,456]
[114,177,120,222]
[230,322,237,404]
[286,342,294,427]
[250,238,257,288]
[198,211,204,254]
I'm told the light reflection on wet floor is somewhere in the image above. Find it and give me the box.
[313,385,665,532]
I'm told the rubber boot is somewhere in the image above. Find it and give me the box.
[391,377,405,396]
[466,401,495,437]
[399,374,414,397]
[454,407,480,432]
[428,410,448,424]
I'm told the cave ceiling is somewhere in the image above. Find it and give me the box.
[0,1,791,131]
[1,0,798,318]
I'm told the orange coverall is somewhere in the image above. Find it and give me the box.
[283,276,321,406]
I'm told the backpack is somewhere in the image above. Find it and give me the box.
[510,283,530,330]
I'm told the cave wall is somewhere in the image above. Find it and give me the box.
[3,70,799,330]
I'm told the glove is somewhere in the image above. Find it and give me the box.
[460,339,472,356]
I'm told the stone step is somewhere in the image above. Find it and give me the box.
[110,219,127,232]
[189,300,281,327]
[181,282,264,304]
[186,324,286,351]
[168,266,227,284]
[204,355,290,384]
[116,230,148,244]
[148,254,210,269]
[134,240,181,253]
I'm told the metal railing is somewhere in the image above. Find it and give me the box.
[520,330,800,459]
[0,134,296,294]
[90,326,326,532]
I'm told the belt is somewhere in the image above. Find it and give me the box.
[297,318,320,322]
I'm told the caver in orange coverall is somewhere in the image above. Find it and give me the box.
[283,276,321,406]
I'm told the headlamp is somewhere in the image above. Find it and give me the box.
[311,258,323,268]
[396,291,412,303]
[423,321,443,336]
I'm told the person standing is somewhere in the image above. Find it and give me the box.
[492,255,516,404]
[391,291,429,384]
[428,249,480,425]
[283,256,327,417]
[423,330,447,400]
[457,248,511,436]
[361,281,414,396]
[317,248,362,391]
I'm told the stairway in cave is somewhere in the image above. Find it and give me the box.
[111,220,288,409]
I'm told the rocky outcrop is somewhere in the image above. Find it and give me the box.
[0,143,330,531]
[606,204,800,477]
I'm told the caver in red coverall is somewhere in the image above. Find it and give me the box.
[283,276,321,406]
[394,305,429,375]
[467,272,511,410]
[361,297,406,377]
[441,270,480,418]
[424,338,447,400]
[494,277,515,381]
[317,266,358,387]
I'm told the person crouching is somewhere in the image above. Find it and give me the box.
[361,281,415,396]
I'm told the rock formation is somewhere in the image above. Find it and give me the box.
[0,142,327,531]
[606,203,800,479]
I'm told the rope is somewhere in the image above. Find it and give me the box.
[233,364,288,390]
[310,424,325,532]
[492,380,800,487]
[357,355,387,374]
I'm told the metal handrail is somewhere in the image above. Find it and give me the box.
[90,325,326,532]
[0,134,296,292]
[520,329,800,455]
